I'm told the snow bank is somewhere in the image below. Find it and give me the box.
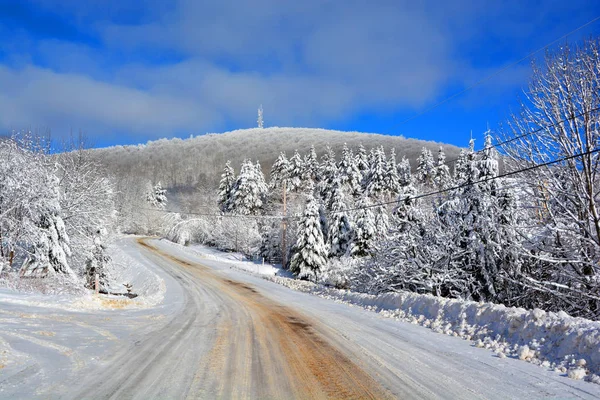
[266,275,600,383]
[104,240,166,309]
[0,238,166,311]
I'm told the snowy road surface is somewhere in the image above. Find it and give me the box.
[2,237,600,399]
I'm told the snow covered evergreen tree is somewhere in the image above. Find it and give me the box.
[146,182,168,210]
[350,196,376,257]
[397,156,412,187]
[218,161,236,212]
[416,147,435,186]
[453,149,469,185]
[317,146,338,205]
[338,143,362,197]
[25,175,76,279]
[290,185,328,281]
[385,148,400,197]
[230,159,264,215]
[269,152,290,192]
[355,144,370,177]
[327,183,353,257]
[434,147,452,189]
[365,146,387,200]
[302,145,319,184]
[288,150,304,192]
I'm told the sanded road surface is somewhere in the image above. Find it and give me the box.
[62,238,600,399]
[68,239,391,399]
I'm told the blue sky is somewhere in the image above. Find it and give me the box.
[0,0,599,149]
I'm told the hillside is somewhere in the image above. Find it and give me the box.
[90,127,462,190]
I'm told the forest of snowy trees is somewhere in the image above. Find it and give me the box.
[0,135,116,291]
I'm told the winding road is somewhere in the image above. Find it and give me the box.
[3,237,600,399]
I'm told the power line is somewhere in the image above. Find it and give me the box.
[385,15,600,132]
[437,106,600,169]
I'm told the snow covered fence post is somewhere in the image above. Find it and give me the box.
[95,273,99,294]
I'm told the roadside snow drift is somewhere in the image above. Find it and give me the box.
[265,276,600,383]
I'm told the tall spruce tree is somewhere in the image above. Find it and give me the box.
[218,161,236,212]
[290,186,328,281]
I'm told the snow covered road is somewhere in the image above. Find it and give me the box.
[2,237,600,399]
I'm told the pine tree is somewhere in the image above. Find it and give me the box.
[453,149,469,185]
[255,160,269,202]
[288,150,304,192]
[416,147,435,186]
[397,156,412,187]
[218,161,236,212]
[302,145,319,184]
[147,182,168,210]
[385,148,400,197]
[290,186,328,281]
[355,144,369,176]
[434,147,452,189]
[338,143,362,196]
[26,176,76,279]
[455,133,502,301]
[327,183,353,257]
[269,152,290,192]
[350,196,376,257]
[230,159,264,215]
[365,146,387,200]
[317,146,338,204]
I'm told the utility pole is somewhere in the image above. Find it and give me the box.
[281,180,287,269]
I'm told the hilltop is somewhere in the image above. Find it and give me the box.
[90,127,462,190]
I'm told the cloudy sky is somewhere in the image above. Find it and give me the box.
[0,0,598,147]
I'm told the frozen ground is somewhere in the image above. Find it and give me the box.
[1,237,599,398]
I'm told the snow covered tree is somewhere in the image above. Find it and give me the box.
[365,146,387,200]
[317,146,338,204]
[302,145,319,184]
[397,156,412,187]
[385,148,400,197]
[25,175,76,279]
[288,150,304,192]
[416,147,435,186]
[434,147,452,189]
[337,143,362,197]
[146,182,168,210]
[218,161,236,212]
[257,104,264,129]
[327,183,353,257]
[290,186,328,281]
[269,152,290,192]
[453,149,469,185]
[355,144,370,178]
[230,159,264,215]
[254,160,269,201]
[350,196,376,257]
[84,228,111,291]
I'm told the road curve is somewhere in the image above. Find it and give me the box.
[68,238,600,400]
[69,239,391,399]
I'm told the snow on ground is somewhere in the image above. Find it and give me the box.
[157,240,285,276]
[267,276,600,383]
[163,239,600,384]
[0,236,178,398]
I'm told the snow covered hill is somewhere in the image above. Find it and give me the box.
[89,127,461,190]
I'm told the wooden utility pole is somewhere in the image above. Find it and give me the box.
[281,180,287,269]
